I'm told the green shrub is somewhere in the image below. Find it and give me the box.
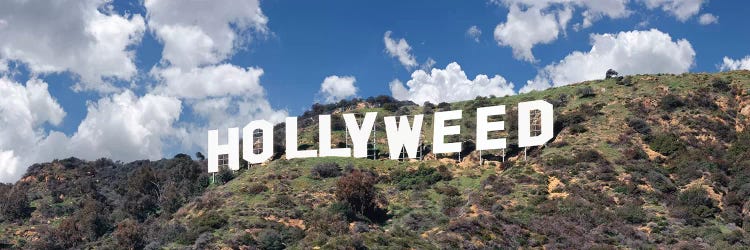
[627,118,651,135]
[569,124,588,134]
[671,187,717,225]
[335,169,388,223]
[616,202,647,224]
[391,165,448,190]
[575,149,602,163]
[646,171,677,194]
[192,212,228,232]
[577,86,596,98]
[710,77,730,92]
[268,194,296,209]
[647,133,684,156]
[660,94,684,111]
[0,185,32,222]
[311,162,342,179]
[246,183,268,195]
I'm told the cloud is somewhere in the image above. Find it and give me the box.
[319,75,358,104]
[0,0,146,92]
[466,26,482,42]
[720,56,750,71]
[390,62,515,105]
[152,64,265,99]
[492,0,630,62]
[698,13,718,25]
[145,0,286,154]
[521,29,695,93]
[640,0,706,21]
[67,91,182,161]
[0,77,65,182]
[384,31,418,69]
[494,4,569,62]
[145,0,268,68]
[149,63,287,153]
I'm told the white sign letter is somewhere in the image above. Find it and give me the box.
[243,120,274,164]
[344,112,377,158]
[384,115,423,159]
[286,117,317,159]
[319,115,351,157]
[518,100,554,147]
[476,105,506,150]
[433,110,462,154]
[208,127,240,173]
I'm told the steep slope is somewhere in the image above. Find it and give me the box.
[1,71,749,249]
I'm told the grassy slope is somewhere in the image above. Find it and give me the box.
[1,71,749,249]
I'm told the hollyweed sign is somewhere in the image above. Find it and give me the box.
[207,100,553,173]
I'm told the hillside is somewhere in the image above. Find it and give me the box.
[1,71,750,249]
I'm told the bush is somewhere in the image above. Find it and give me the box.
[627,118,651,135]
[647,133,684,156]
[423,102,435,114]
[114,219,145,250]
[383,103,400,112]
[568,124,588,134]
[311,162,342,179]
[402,210,447,231]
[390,165,449,190]
[435,184,461,197]
[711,77,730,92]
[437,102,452,111]
[646,171,677,194]
[268,194,296,209]
[660,94,684,111]
[218,165,235,184]
[616,201,646,224]
[246,183,268,195]
[191,212,228,235]
[672,187,717,225]
[335,169,387,223]
[441,196,464,216]
[0,185,32,222]
[575,149,602,163]
[577,86,596,98]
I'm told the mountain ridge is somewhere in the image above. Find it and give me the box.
[1,70,749,249]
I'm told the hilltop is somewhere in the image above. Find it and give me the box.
[1,71,750,249]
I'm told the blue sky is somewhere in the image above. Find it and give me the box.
[1,0,749,182]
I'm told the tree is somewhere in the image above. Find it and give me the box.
[114,218,145,250]
[423,102,435,114]
[605,69,619,79]
[195,152,206,161]
[335,169,388,223]
[0,185,32,222]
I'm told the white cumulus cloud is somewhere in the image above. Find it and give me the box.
[67,91,183,161]
[384,31,418,69]
[640,0,706,21]
[145,0,268,69]
[698,13,718,25]
[319,76,358,104]
[152,64,265,99]
[466,26,482,42]
[0,0,146,92]
[0,77,65,183]
[720,56,750,71]
[390,62,515,105]
[521,29,695,93]
[492,0,630,62]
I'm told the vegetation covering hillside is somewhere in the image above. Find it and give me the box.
[1,71,750,249]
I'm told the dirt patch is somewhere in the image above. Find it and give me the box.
[264,215,306,230]
[547,176,569,199]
